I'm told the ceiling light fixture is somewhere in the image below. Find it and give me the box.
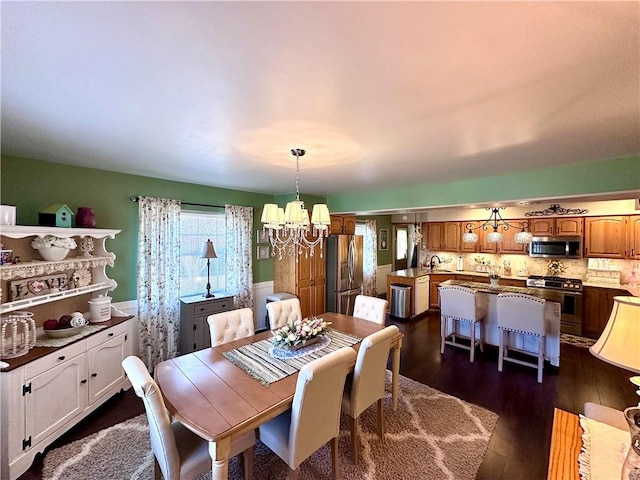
[409,213,423,244]
[261,148,330,260]
[525,203,589,216]
[462,207,532,244]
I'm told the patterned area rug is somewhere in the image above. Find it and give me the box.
[42,372,498,480]
[560,333,596,348]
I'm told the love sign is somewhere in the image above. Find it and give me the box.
[10,273,70,301]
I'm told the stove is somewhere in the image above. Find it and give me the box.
[526,275,583,335]
[526,275,583,292]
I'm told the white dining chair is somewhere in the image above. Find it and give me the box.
[496,293,547,383]
[266,298,302,330]
[439,285,487,362]
[258,346,357,480]
[342,325,399,464]
[122,356,255,480]
[207,307,255,346]
[352,295,388,325]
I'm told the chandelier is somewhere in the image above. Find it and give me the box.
[462,207,533,244]
[261,148,331,260]
[409,213,423,244]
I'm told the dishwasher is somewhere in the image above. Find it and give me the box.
[414,275,430,315]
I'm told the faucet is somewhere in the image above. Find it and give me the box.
[429,255,442,271]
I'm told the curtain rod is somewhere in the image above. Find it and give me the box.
[129,196,225,209]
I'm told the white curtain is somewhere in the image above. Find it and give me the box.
[137,196,181,371]
[225,205,254,309]
[363,219,378,296]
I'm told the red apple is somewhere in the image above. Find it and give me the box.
[43,319,59,330]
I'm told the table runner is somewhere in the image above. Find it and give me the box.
[578,414,628,480]
[223,328,362,385]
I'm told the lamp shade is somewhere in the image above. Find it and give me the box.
[514,230,533,244]
[463,231,478,243]
[203,239,218,259]
[310,204,330,225]
[590,296,640,373]
[486,230,504,243]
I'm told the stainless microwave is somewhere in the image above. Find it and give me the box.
[529,236,582,259]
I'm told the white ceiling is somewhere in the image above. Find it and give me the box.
[1,1,639,199]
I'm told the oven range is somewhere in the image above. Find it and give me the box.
[526,275,583,335]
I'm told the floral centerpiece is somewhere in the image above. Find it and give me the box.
[272,316,330,350]
[31,235,77,261]
[547,260,567,276]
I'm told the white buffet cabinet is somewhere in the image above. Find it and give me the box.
[0,317,133,480]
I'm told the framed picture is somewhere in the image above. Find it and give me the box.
[379,229,389,251]
[257,245,271,260]
[256,229,269,244]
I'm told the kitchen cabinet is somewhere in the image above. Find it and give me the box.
[582,286,629,339]
[1,318,132,480]
[584,216,627,259]
[460,221,480,253]
[179,295,234,354]
[628,215,640,259]
[529,218,584,236]
[386,271,430,317]
[497,220,529,255]
[424,222,444,251]
[429,273,456,309]
[273,242,326,318]
[478,227,498,254]
[329,215,356,235]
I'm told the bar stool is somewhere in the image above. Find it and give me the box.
[439,285,487,362]
[496,293,546,383]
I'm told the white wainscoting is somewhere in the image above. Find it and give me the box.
[253,280,274,331]
[112,299,139,356]
[377,264,392,296]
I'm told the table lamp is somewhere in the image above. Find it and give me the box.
[589,296,640,480]
[202,239,218,298]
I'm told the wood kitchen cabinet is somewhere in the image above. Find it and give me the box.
[425,222,461,252]
[329,215,356,235]
[628,215,640,259]
[584,216,627,258]
[179,294,234,354]
[429,273,456,309]
[582,286,629,339]
[478,227,498,254]
[273,241,326,318]
[529,218,584,236]
[497,220,528,255]
[425,222,444,251]
[460,221,480,253]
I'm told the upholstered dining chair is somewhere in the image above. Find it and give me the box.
[258,347,357,480]
[439,285,487,362]
[352,295,388,325]
[207,307,255,346]
[342,325,399,465]
[122,356,255,480]
[266,298,302,330]
[496,293,547,383]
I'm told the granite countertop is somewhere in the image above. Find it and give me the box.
[388,268,433,278]
[440,279,564,303]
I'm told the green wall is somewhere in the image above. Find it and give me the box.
[358,215,393,265]
[327,155,640,213]
[1,155,275,302]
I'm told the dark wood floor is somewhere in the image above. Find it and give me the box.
[19,311,636,480]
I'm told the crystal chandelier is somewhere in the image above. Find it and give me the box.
[462,207,533,244]
[261,148,331,260]
[409,213,423,244]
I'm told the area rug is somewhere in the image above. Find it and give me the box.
[560,333,596,348]
[42,372,498,480]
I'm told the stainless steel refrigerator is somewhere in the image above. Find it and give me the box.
[326,235,363,316]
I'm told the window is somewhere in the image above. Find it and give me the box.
[179,210,226,296]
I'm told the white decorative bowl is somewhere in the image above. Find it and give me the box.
[37,246,70,261]
[44,325,86,338]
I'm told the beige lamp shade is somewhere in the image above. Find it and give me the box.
[310,204,330,226]
[203,239,218,259]
[590,296,640,373]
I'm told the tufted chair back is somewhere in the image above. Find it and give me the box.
[439,286,485,321]
[352,295,388,324]
[266,298,302,330]
[207,308,255,346]
[496,293,546,336]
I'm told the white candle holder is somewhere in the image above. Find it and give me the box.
[1,311,36,359]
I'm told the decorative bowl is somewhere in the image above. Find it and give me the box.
[44,325,86,338]
[37,246,70,262]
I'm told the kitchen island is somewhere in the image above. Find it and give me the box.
[440,279,562,366]
[387,268,432,317]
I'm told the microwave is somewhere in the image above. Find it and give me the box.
[529,236,582,259]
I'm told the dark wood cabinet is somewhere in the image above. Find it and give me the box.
[329,215,356,235]
[582,285,629,339]
[584,216,627,258]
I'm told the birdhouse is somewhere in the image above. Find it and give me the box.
[38,204,73,228]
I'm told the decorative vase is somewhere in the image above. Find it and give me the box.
[76,207,96,228]
[622,406,640,480]
[37,246,70,262]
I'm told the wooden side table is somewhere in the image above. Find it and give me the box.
[547,408,581,480]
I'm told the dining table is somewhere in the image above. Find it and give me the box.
[154,311,404,480]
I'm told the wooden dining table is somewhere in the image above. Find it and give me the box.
[155,312,404,480]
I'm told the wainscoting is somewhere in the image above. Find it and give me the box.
[376,263,392,296]
[252,280,274,331]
